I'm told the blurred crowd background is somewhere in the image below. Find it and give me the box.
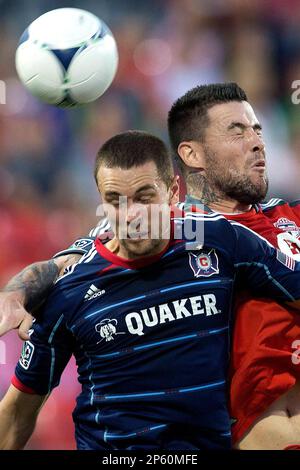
[0,0,300,450]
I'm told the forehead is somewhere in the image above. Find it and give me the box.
[207,100,259,129]
[97,161,162,196]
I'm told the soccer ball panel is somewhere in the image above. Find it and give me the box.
[27,8,101,49]
[67,37,119,103]
[15,42,65,104]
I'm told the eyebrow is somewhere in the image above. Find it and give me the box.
[104,185,157,199]
[104,191,122,198]
[227,121,262,131]
[135,184,157,194]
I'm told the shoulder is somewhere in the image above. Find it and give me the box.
[289,200,300,208]
[259,198,300,212]
[259,198,300,226]
[174,210,231,235]
[53,219,111,259]
[55,243,103,284]
[44,245,101,314]
[173,210,238,253]
[228,220,274,248]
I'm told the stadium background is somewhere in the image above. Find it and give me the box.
[0,0,299,449]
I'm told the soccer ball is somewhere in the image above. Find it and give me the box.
[15,8,118,107]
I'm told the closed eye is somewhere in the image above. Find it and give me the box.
[136,192,156,203]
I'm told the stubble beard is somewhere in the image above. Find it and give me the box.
[204,148,269,206]
[120,237,164,259]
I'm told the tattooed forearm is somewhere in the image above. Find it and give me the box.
[1,260,59,311]
[0,254,81,314]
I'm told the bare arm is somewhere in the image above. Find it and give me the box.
[0,384,47,449]
[0,254,81,339]
[3,259,59,311]
[2,254,81,309]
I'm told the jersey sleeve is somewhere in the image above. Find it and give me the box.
[231,222,300,303]
[13,291,73,396]
[52,218,111,258]
[52,237,96,258]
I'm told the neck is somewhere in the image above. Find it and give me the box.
[187,176,252,214]
[208,199,252,214]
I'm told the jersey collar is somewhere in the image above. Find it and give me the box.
[95,238,172,269]
[95,217,176,270]
[183,195,213,214]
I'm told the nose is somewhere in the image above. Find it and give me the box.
[126,203,141,224]
[250,131,265,154]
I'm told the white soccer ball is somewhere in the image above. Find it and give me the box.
[15,8,119,107]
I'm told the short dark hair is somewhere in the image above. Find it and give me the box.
[94,130,174,187]
[168,82,248,175]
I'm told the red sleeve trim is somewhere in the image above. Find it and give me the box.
[11,375,37,395]
[284,445,300,450]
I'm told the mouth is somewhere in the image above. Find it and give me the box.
[127,232,149,240]
[251,160,265,169]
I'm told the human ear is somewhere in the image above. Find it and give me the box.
[177,141,205,170]
[168,175,180,204]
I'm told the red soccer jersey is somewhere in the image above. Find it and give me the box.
[226,199,300,443]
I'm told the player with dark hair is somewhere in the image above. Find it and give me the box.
[94,130,175,187]
[0,132,175,340]
[168,82,300,450]
[1,84,300,450]
[168,82,266,207]
[1,130,300,450]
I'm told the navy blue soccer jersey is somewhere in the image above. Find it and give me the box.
[14,212,300,450]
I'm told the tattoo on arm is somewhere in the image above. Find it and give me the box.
[1,260,59,311]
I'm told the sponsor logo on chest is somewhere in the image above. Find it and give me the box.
[124,294,220,336]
